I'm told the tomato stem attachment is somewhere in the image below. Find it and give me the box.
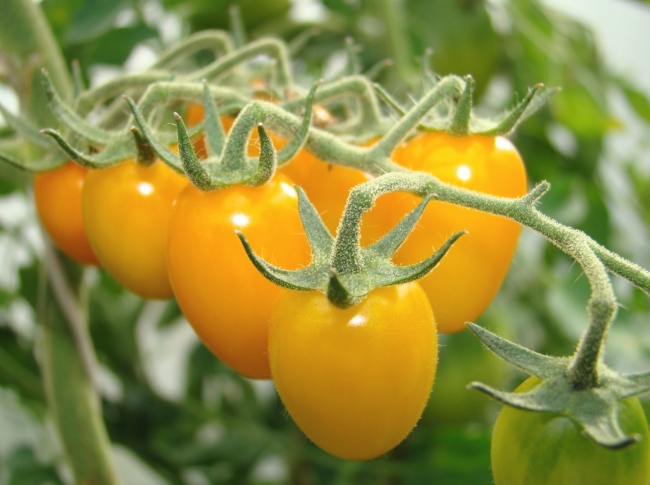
[238,181,463,308]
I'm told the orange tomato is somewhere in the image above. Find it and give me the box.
[33,162,99,266]
[390,132,527,333]
[167,173,310,379]
[82,159,187,299]
[270,282,437,460]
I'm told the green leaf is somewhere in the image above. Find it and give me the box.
[64,0,132,44]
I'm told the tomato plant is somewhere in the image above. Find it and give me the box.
[391,132,527,333]
[491,377,650,485]
[167,173,310,379]
[81,159,187,299]
[269,283,437,460]
[33,162,100,266]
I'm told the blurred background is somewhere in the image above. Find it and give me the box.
[1,0,650,483]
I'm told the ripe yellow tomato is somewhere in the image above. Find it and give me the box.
[167,173,310,379]
[391,132,527,333]
[270,283,437,460]
[82,159,187,299]
[33,162,100,266]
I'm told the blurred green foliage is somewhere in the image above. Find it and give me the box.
[1,0,650,483]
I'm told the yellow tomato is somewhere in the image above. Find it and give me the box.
[167,173,310,379]
[270,283,437,460]
[391,132,527,333]
[33,162,99,266]
[82,159,187,299]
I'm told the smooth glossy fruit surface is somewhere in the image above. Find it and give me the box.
[167,173,310,379]
[391,132,527,333]
[82,159,187,299]
[34,162,99,265]
[270,283,437,460]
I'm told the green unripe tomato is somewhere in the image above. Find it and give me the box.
[491,377,650,485]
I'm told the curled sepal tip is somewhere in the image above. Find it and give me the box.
[201,80,226,158]
[276,80,319,167]
[449,75,474,136]
[172,113,220,191]
[243,124,276,186]
[40,128,128,168]
[476,84,559,136]
[236,231,327,290]
[129,127,156,166]
[125,97,184,173]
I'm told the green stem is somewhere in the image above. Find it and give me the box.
[378,0,419,86]
[0,0,73,127]
[39,242,120,485]
[339,172,618,388]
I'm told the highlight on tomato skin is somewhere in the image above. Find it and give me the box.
[269,282,437,461]
[166,172,311,380]
[33,161,100,266]
[81,158,188,300]
[390,132,528,334]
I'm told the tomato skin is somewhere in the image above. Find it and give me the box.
[391,132,527,333]
[33,162,100,266]
[492,377,650,485]
[167,174,310,379]
[270,283,437,460]
[82,159,187,299]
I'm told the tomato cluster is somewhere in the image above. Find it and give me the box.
[33,95,532,461]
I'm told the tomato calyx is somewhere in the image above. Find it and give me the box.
[128,81,319,190]
[238,179,464,309]
[467,322,650,449]
[375,76,557,137]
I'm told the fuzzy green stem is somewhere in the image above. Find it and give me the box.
[189,38,293,87]
[339,173,618,388]
[40,242,119,485]
[378,0,419,86]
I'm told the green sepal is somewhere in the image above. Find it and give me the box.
[295,186,334,263]
[0,149,66,172]
[449,75,473,136]
[42,69,113,145]
[468,322,650,449]
[202,80,226,158]
[130,127,156,166]
[373,77,557,138]
[326,269,363,309]
[172,113,221,190]
[467,323,568,378]
[40,128,130,168]
[126,97,184,172]
[243,124,276,186]
[276,81,318,166]
[238,187,462,309]
[474,84,560,136]
[236,232,328,291]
